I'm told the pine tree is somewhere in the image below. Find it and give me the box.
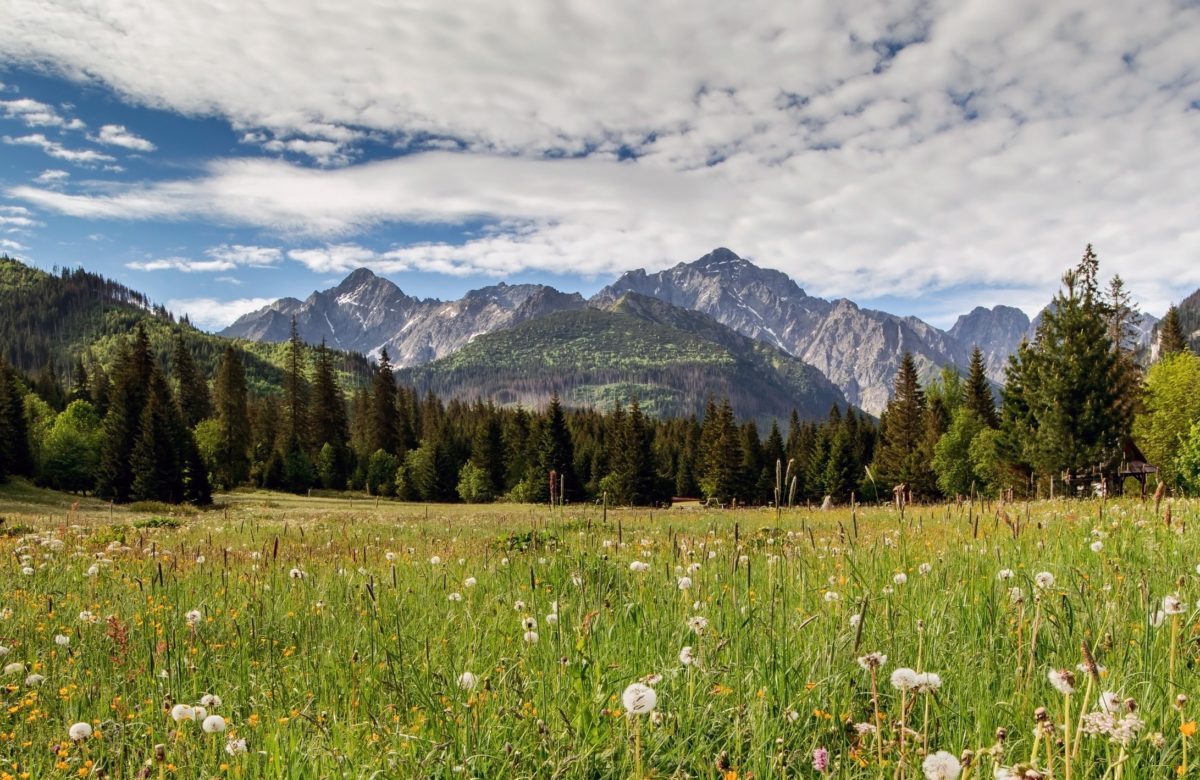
[698,399,742,502]
[211,346,251,489]
[1158,305,1189,358]
[97,327,154,502]
[68,357,90,404]
[1002,251,1134,488]
[964,346,998,428]
[537,395,577,502]
[283,317,310,448]
[470,408,506,499]
[310,341,349,488]
[0,357,19,481]
[872,352,935,496]
[173,332,212,428]
[130,368,184,503]
[370,349,399,455]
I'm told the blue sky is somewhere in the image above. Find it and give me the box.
[1,0,1198,331]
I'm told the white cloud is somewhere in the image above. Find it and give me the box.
[91,124,155,151]
[34,169,70,185]
[0,98,82,128]
[2,133,114,164]
[167,297,276,330]
[0,238,27,252]
[127,244,282,273]
[1,0,1198,314]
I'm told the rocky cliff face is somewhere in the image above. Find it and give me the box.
[224,248,1050,416]
[221,269,584,364]
[595,248,996,414]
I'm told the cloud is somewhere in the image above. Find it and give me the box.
[34,169,70,184]
[0,98,82,128]
[167,297,276,329]
[1,0,1198,315]
[0,238,27,252]
[0,206,40,230]
[2,133,114,164]
[126,243,282,273]
[91,124,155,151]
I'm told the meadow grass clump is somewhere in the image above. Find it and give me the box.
[0,493,1197,777]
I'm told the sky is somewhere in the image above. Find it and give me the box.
[0,0,1198,332]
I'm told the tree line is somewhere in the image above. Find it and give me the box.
[4,245,1199,505]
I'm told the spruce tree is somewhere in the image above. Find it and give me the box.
[130,367,184,503]
[964,345,998,428]
[470,408,506,498]
[370,349,399,455]
[173,332,212,428]
[283,317,310,448]
[310,341,349,487]
[68,357,90,404]
[97,327,154,502]
[1158,305,1189,358]
[212,346,251,489]
[698,399,742,503]
[537,395,577,502]
[872,352,935,496]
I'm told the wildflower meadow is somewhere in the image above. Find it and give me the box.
[1,491,1198,779]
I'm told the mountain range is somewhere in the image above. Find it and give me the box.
[224,247,1050,414]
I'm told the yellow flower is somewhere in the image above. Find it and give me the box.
[1181,721,1197,738]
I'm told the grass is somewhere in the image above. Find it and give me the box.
[1,482,1198,778]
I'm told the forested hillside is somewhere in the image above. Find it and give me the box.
[398,293,846,423]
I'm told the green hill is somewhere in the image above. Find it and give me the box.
[0,255,371,395]
[397,292,848,421]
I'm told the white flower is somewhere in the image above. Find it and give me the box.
[0,645,7,656]
[202,715,226,733]
[1164,595,1187,615]
[457,672,477,690]
[185,609,202,626]
[171,704,196,722]
[688,562,702,573]
[429,556,442,566]
[1035,572,1055,589]
[893,572,908,585]
[687,616,709,634]
[1150,609,1166,628]
[1048,668,1076,695]
[20,567,33,576]
[921,750,962,780]
[622,682,657,715]
[54,634,70,647]
[225,737,248,755]
[84,564,99,577]
[464,577,477,588]
[679,646,695,666]
[200,693,222,708]
[195,555,205,564]
[849,613,862,628]
[522,616,537,630]
[914,672,942,693]
[24,673,45,687]
[513,600,527,612]
[1008,587,1026,605]
[857,652,887,671]
[448,592,463,602]
[69,722,93,741]
[1090,541,1103,553]
[193,706,208,721]
[78,611,96,623]
[545,613,558,625]
[890,668,919,691]
[289,567,306,579]
[677,576,692,590]
[523,630,539,644]
[997,568,1015,580]
[1100,691,1122,713]
[824,591,840,602]
[629,561,650,573]
[919,563,932,575]
[785,708,800,723]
